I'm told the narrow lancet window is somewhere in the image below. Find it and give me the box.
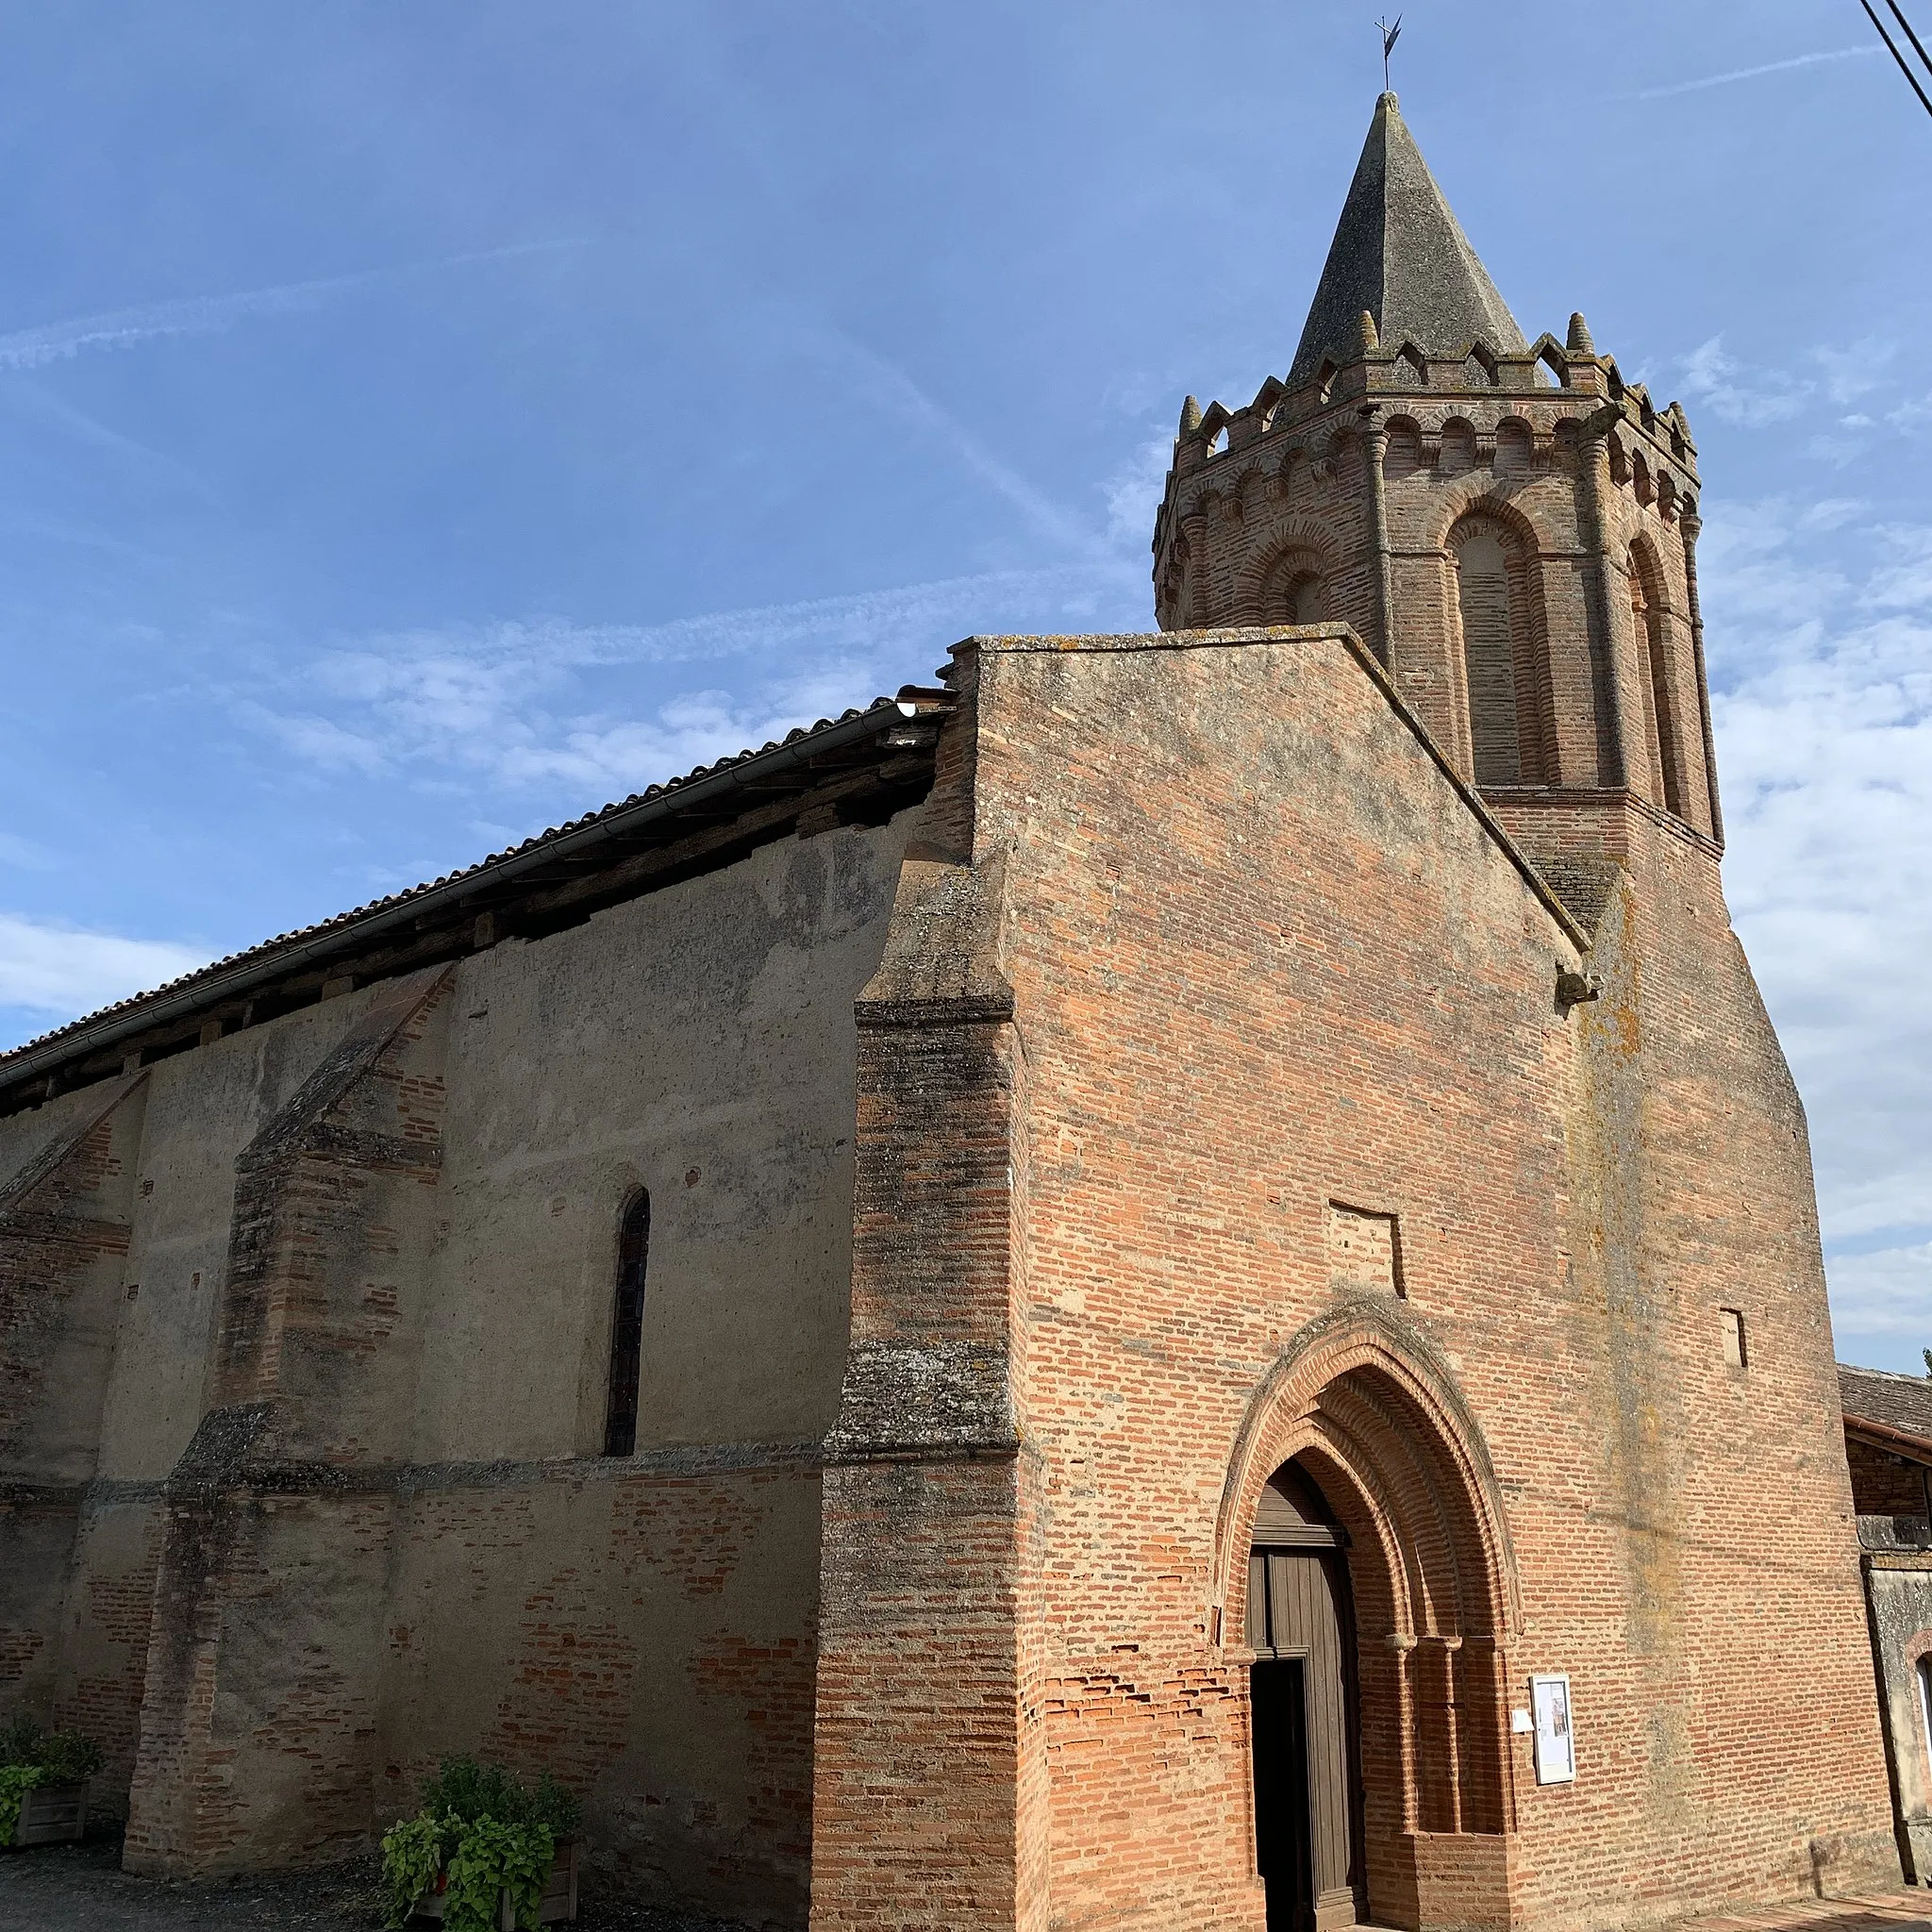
[1456,529,1522,786]
[1630,551,1686,819]
[603,1191,651,1457]
[1919,1657,1932,1785]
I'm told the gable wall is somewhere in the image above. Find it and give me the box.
[852,626,1897,1931]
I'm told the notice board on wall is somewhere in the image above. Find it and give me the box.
[1530,1674,1575,1785]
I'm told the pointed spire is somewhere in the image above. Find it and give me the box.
[1567,311,1595,355]
[1178,394,1203,436]
[1289,93,1526,387]
[1357,308,1379,356]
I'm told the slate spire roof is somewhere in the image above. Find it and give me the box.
[1289,92,1527,386]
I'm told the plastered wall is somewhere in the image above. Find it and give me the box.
[1,812,912,1927]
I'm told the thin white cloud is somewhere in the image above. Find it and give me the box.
[0,913,207,1018]
[0,241,581,375]
[1676,336,1812,425]
[1104,432,1174,551]
[1826,1242,1932,1347]
[232,559,1146,794]
[804,325,1105,557]
[1703,498,1932,1260]
[1632,43,1882,101]
[1666,336,1904,475]
[494,663,891,791]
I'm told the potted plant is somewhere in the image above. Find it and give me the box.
[381,1757,581,1931]
[0,1717,102,1850]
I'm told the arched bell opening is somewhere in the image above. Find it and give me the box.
[1447,508,1557,792]
[1247,541,1334,628]
[1223,1323,1517,1932]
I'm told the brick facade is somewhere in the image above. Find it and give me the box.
[799,625,1896,1929]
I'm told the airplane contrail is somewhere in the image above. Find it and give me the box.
[0,239,583,373]
[1634,43,1881,101]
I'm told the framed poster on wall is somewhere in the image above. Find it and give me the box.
[1530,1674,1575,1785]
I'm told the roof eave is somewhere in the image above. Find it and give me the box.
[0,692,953,1105]
[1846,1413,1932,1466]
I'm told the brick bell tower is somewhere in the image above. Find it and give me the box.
[1152,92,1721,905]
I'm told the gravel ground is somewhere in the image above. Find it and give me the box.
[0,1828,758,1932]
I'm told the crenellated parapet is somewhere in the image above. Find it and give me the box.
[1152,307,1720,859]
[1155,316,1701,615]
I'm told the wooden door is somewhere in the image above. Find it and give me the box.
[1248,1469,1363,1932]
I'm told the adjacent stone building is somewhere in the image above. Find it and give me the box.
[1840,1364,1932,1887]
[0,93,1908,1930]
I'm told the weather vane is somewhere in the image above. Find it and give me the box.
[1377,14,1402,91]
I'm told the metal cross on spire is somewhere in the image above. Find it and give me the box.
[1376,14,1402,91]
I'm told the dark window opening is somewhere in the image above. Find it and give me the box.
[603,1191,651,1457]
[1285,572,1326,625]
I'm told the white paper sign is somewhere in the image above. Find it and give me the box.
[1530,1674,1575,1785]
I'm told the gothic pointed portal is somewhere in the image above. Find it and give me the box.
[1289,92,1526,386]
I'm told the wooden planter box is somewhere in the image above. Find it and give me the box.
[8,1781,90,1848]
[414,1838,577,1927]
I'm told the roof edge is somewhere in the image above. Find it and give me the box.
[1846,1413,1932,1466]
[0,692,952,1105]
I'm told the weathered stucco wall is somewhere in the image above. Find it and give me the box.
[1,810,912,1926]
[1857,1521,1932,1884]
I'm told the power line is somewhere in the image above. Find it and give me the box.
[1859,0,1932,117]
[1885,0,1932,82]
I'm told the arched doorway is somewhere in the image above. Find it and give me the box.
[1248,1461,1364,1932]
[1219,1309,1520,1932]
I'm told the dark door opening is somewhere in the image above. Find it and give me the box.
[1248,1463,1366,1931]
[1252,1657,1315,1932]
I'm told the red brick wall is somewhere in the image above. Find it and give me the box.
[810,626,1898,1930]
[1847,1436,1932,1520]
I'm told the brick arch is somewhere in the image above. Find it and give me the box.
[1415,486,1554,562]
[1438,414,1479,475]
[1383,414,1425,481]
[1628,531,1689,821]
[1238,525,1340,626]
[1210,1303,1518,1641]
[1494,414,1534,474]
[1213,1306,1521,1857]
[1441,499,1558,789]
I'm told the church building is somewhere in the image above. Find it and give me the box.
[0,93,1907,1931]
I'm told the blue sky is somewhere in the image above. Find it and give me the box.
[0,2,1926,1372]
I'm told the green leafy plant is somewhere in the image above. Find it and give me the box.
[380,1809,454,1930]
[0,1717,40,1768]
[0,1715,103,1842]
[0,1763,45,1847]
[38,1731,103,1784]
[443,1817,554,1932]
[0,1716,102,1782]
[379,1758,578,1930]
[419,1757,579,1838]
